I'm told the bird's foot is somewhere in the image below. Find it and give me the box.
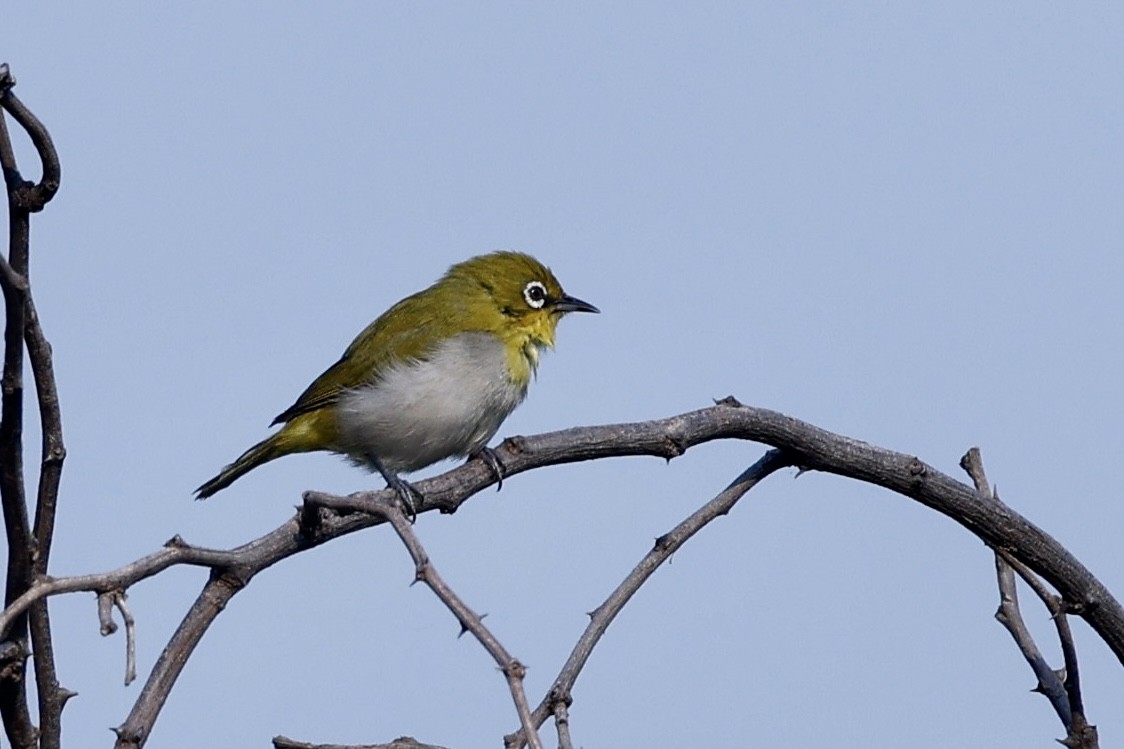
[384,473,422,523]
[472,446,506,491]
[369,454,422,523]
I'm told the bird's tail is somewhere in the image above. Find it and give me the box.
[195,433,288,499]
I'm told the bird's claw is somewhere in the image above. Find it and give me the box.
[473,447,506,491]
[385,474,421,523]
[369,453,421,523]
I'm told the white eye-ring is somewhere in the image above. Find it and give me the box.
[523,281,548,309]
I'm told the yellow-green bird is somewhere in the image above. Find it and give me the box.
[196,251,598,514]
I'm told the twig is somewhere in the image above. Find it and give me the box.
[992,556,1070,720]
[385,502,543,749]
[1001,552,1098,748]
[960,448,1098,749]
[99,591,137,685]
[506,449,794,748]
[273,736,451,749]
[114,569,250,749]
[116,593,138,686]
[0,537,251,635]
[308,494,545,749]
[552,701,574,749]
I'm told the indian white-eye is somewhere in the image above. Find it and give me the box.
[196,251,598,514]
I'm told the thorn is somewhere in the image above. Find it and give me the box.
[163,534,187,548]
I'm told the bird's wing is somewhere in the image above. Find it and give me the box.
[270,293,445,425]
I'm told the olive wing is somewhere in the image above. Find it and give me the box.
[270,292,445,425]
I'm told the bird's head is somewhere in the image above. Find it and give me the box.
[442,250,599,366]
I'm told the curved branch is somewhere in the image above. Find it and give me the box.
[506,448,794,748]
[374,497,543,749]
[0,61,64,749]
[273,737,452,749]
[0,401,1118,747]
[114,571,246,748]
[0,64,62,211]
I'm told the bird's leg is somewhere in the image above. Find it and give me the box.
[471,446,506,491]
[368,454,421,523]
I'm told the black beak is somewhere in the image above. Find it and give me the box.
[554,294,600,314]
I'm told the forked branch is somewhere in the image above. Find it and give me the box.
[961,447,1098,748]
[0,401,1117,747]
[0,64,1121,749]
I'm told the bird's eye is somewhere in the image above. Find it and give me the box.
[523,281,548,309]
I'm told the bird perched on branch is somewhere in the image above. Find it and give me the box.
[196,251,599,516]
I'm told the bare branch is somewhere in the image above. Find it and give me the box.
[98,592,137,686]
[962,448,1099,748]
[507,448,794,748]
[0,64,62,211]
[273,735,452,749]
[0,538,251,635]
[114,570,249,749]
[28,293,65,570]
[552,701,574,749]
[0,404,1115,742]
[0,61,65,749]
[993,556,1071,720]
[307,494,544,749]
[97,591,116,635]
[0,404,1117,747]
[0,103,35,749]
[958,447,994,502]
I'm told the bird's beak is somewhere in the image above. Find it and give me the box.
[553,294,600,314]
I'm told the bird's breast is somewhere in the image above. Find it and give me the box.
[334,331,529,473]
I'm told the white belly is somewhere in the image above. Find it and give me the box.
[335,332,528,473]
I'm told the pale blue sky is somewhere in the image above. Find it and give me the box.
[4,4,1123,747]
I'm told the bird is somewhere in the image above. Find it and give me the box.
[195,251,599,517]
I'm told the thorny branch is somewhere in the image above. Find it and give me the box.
[960,447,1098,748]
[0,403,1118,747]
[1,64,1122,749]
[505,448,794,749]
[304,493,545,749]
[273,737,451,749]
